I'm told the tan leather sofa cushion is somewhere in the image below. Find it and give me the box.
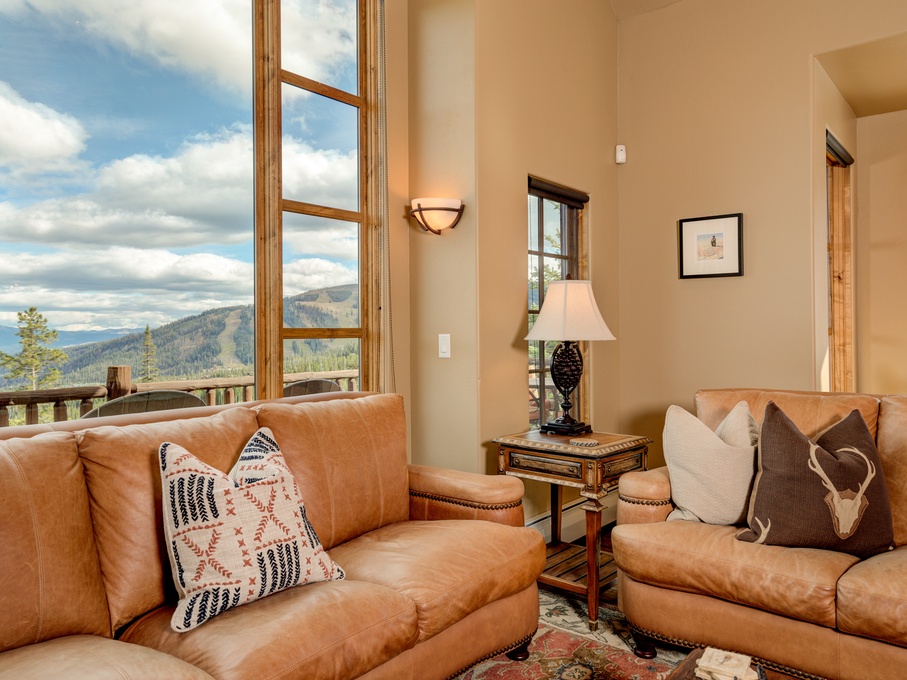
[612,521,859,628]
[255,394,410,549]
[77,407,260,631]
[837,546,907,647]
[357,586,541,680]
[878,396,907,546]
[695,388,880,438]
[0,433,110,652]
[329,519,546,641]
[0,635,214,680]
[120,580,419,680]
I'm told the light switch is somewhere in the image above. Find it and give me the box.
[438,334,451,359]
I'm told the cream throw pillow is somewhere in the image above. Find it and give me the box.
[160,428,344,632]
[663,401,759,525]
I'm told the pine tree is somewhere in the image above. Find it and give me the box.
[0,307,68,390]
[139,325,159,382]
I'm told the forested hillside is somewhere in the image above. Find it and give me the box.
[22,284,360,388]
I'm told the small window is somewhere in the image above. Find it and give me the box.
[527,176,588,429]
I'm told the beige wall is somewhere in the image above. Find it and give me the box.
[856,109,907,393]
[617,0,907,466]
[385,0,413,437]
[407,0,480,472]
[474,2,620,517]
[406,0,619,519]
[396,0,907,502]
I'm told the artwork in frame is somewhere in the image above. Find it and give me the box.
[677,213,743,279]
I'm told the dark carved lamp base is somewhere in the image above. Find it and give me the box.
[541,340,591,436]
[540,418,592,436]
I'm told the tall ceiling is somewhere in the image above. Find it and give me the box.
[818,33,907,118]
[609,1,907,118]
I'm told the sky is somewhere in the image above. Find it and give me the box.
[0,0,360,332]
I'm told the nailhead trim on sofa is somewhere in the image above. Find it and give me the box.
[628,623,828,680]
[409,489,523,511]
[445,630,536,680]
[618,494,672,507]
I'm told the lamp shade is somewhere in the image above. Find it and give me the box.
[525,280,616,342]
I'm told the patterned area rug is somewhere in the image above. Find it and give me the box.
[453,586,687,680]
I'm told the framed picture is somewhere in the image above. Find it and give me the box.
[677,213,743,279]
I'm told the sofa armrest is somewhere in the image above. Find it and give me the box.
[615,466,674,525]
[408,464,526,527]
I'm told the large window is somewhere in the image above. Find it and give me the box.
[527,176,588,428]
[0,2,254,396]
[254,0,378,398]
[0,1,379,420]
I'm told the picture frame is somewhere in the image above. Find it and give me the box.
[677,213,743,279]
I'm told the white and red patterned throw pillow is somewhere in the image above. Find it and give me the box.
[159,428,344,632]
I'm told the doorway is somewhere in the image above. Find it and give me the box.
[826,132,854,393]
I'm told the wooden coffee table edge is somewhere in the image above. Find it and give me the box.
[668,647,824,680]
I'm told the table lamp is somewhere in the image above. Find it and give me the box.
[525,279,616,435]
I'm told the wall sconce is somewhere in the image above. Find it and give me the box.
[409,197,464,235]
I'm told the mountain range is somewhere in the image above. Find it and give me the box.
[0,326,142,355]
[0,284,359,389]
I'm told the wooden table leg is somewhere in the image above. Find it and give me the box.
[550,484,563,544]
[584,498,603,631]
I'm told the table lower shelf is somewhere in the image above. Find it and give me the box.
[538,541,618,596]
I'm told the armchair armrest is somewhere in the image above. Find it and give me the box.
[616,466,674,525]
[408,464,526,527]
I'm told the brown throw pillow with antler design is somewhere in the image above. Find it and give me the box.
[737,401,895,559]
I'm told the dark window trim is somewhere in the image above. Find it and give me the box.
[528,175,589,209]
[527,177,588,430]
[826,131,854,166]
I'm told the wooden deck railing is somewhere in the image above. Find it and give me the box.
[0,366,359,427]
[0,385,108,427]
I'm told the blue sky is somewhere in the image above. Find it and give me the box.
[0,0,359,331]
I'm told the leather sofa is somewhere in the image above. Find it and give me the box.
[0,392,545,679]
[612,388,907,680]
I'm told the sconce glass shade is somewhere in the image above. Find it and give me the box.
[526,280,615,436]
[410,198,464,235]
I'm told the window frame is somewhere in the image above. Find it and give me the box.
[527,176,589,429]
[253,0,379,398]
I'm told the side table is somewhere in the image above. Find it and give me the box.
[494,429,651,631]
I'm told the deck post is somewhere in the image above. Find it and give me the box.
[53,400,67,422]
[106,366,132,400]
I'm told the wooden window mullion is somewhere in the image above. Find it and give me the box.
[253,0,284,399]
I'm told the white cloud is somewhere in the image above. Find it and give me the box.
[283,220,359,261]
[0,81,88,173]
[282,135,359,211]
[0,127,359,249]
[0,247,252,294]
[0,247,253,330]
[0,249,356,330]
[1,0,356,99]
[282,0,357,89]
[283,257,357,295]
